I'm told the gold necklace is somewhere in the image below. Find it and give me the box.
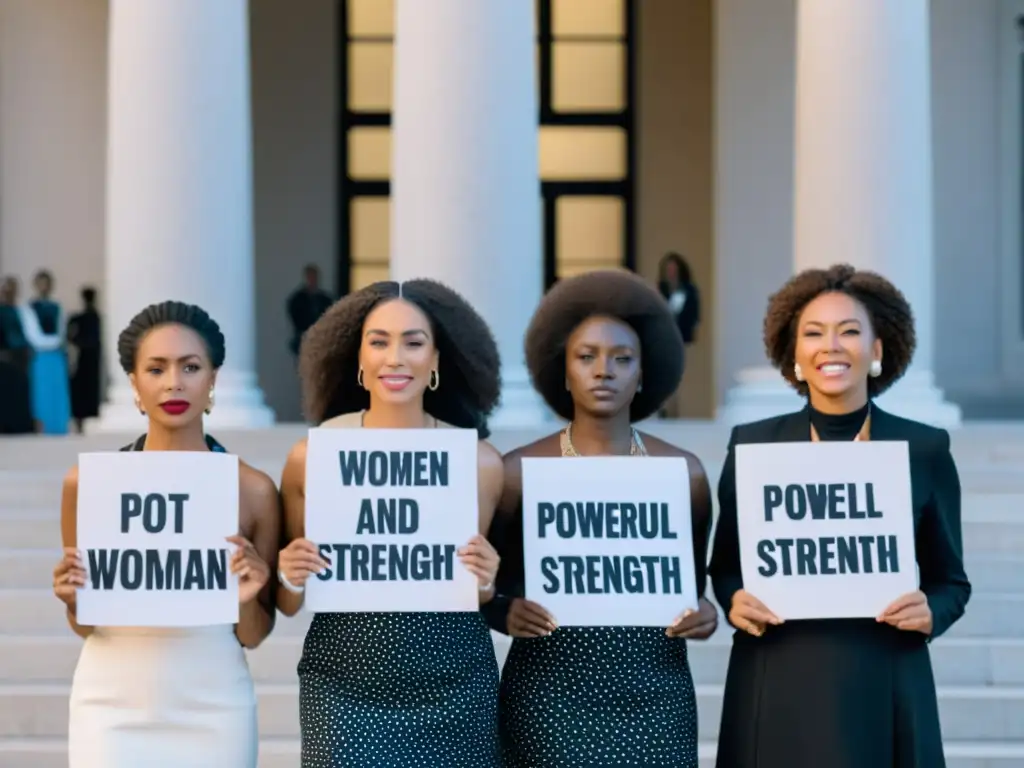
[561,421,647,457]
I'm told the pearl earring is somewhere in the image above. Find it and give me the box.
[794,363,805,382]
[869,359,882,378]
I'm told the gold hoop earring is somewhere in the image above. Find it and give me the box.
[429,370,439,391]
[205,388,215,415]
[357,368,365,388]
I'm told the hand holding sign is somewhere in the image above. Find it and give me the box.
[666,596,718,639]
[53,547,87,609]
[728,589,783,637]
[457,534,499,589]
[878,589,932,635]
[278,538,329,590]
[227,535,270,604]
[507,598,558,638]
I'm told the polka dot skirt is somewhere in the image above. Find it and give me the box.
[498,627,699,767]
[298,612,501,768]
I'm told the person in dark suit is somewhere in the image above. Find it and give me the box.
[286,264,333,357]
[657,253,700,418]
[709,263,970,768]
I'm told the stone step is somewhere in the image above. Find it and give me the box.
[0,587,1018,637]
[2,682,1023,742]
[1,633,1021,689]
[0,737,1021,768]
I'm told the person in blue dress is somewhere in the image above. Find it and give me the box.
[17,270,71,434]
[276,279,505,768]
[485,270,719,767]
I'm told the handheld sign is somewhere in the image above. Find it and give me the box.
[75,451,240,627]
[521,456,697,627]
[304,427,479,613]
[735,441,916,620]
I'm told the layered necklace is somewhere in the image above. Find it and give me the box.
[560,421,648,457]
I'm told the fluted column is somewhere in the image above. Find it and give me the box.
[94,0,274,432]
[719,0,960,428]
[389,0,550,427]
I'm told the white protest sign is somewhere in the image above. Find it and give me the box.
[75,451,240,627]
[735,441,917,620]
[304,427,480,613]
[521,456,697,627]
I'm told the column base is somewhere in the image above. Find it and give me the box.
[717,367,963,430]
[90,372,275,435]
[873,369,962,429]
[716,366,805,427]
[487,365,554,429]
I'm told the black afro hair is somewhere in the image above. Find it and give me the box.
[525,269,684,422]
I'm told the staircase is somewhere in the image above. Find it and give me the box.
[1,423,1022,767]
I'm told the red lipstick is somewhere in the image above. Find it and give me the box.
[159,400,190,415]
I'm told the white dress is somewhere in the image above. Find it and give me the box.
[67,625,258,768]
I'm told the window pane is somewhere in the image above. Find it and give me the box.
[351,197,390,262]
[350,264,392,291]
[553,42,624,112]
[349,42,393,112]
[539,127,625,180]
[556,196,623,264]
[349,0,394,38]
[557,262,626,279]
[348,127,391,180]
[552,0,624,38]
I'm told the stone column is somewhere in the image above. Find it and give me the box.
[94,0,274,432]
[389,0,550,427]
[719,0,961,428]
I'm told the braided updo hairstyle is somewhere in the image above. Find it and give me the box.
[117,301,226,373]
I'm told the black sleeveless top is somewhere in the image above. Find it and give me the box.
[120,434,228,453]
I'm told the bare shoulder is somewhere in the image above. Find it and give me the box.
[638,433,708,476]
[63,464,79,491]
[477,439,503,471]
[287,437,308,465]
[501,432,562,482]
[239,460,279,504]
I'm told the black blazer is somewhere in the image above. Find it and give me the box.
[708,404,970,640]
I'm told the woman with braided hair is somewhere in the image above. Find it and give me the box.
[710,264,970,767]
[485,269,717,767]
[52,301,278,768]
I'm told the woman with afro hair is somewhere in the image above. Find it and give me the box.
[485,269,718,768]
[53,301,280,768]
[276,279,505,767]
[709,264,971,768]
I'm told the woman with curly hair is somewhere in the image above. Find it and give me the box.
[709,264,970,768]
[485,270,718,767]
[277,279,505,767]
[53,301,279,768]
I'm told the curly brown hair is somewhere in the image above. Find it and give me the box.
[763,263,915,396]
[525,269,684,422]
[298,279,501,437]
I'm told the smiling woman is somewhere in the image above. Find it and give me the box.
[278,279,510,768]
[709,263,970,768]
